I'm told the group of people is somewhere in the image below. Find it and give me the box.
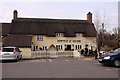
[80,47,98,58]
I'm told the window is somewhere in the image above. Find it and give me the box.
[43,46,47,50]
[76,33,83,37]
[2,48,14,52]
[56,45,63,50]
[56,33,64,37]
[32,45,38,51]
[75,45,82,50]
[37,36,43,41]
[15,48,20,52]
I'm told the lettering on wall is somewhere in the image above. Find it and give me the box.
[57,40,81,43]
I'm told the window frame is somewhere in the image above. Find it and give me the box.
[56,33,64,37]
[37,36,43,41]
[42,46,47,51]
[32,45,38,51]
[76,33,83,37]
[56,44,63,50]
[75,44,82,50]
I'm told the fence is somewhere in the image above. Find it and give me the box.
[31,51,74,59]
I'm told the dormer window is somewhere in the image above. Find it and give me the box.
[76,33,83,37]
[56,33,64,37]
[37,36,43,41]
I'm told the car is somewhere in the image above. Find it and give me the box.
[0,46,22,62]
[99,48,120,67]
[99,50,106,56]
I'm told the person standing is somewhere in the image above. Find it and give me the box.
[94,49,98,59]
[81,49,84,57]
[84,47,88,57]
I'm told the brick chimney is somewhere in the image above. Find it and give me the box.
[87,12,92,23]
[13,10,18,19]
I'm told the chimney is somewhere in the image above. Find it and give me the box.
[13,10,18,19]
[87,12,92,23]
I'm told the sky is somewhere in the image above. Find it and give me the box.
[0,0,119,32]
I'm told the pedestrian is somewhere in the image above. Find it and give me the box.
[81,49,84,57]
[94,49,98,59]
[84,47,88,57]
[89,49,93,57]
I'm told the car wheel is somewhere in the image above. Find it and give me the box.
[19,55,22,60]
[16,56,19,62]
[114,60,120,67]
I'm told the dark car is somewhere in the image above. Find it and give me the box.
[99,48,120,67]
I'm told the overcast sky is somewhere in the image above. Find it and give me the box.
[0,0,119,32]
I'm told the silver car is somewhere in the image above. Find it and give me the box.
[0,47,22,61]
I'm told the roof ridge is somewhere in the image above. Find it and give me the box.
[17,17,87,21]
[14,17,88,23]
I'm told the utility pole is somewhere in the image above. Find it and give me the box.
[118,2,120,47]
[101,23,104,47]
[117,27,120,47]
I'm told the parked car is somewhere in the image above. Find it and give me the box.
[0,46,22,62]
[99,48,120,67]
[99,50,106,56]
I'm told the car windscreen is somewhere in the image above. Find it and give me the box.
[2,48,14,52]
[113,48,120,53]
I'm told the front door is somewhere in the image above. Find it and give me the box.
[66,45,71,51]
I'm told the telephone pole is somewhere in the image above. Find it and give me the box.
[118,27,120,47]
[101,23,104,47]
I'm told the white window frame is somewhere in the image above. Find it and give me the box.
[37,36,43,41]
[32,45,38,51]
[43,46,47,50]
[76,33,83,37]
[75,45,82,50]
[56,33,64,37]
[56,45,63,50]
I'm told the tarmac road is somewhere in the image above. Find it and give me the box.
[2,58,119,78]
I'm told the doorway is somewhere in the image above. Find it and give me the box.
[65,45,71,51]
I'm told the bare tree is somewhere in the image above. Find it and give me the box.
[101,9,109,29]
[112,27,118,36]
[118,27,120,46]
[94,10,109,33]
[94,11,102,32]
[94,10,109,50]
[112,27,120,48]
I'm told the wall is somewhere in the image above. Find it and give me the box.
[19,48,31,59]
[32,35,97,51]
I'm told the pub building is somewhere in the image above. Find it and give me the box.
[1,10,97,58]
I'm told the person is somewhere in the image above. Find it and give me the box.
[89,49,93,57]
[84,47,88,57]
[94,49,98,59]
[81,49,84,57]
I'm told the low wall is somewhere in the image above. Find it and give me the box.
[31,51,74,58]
[19,48,31,59]
[73,51,81,58]
[19,49,81,59]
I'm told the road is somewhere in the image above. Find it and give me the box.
[2,58,119,79]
